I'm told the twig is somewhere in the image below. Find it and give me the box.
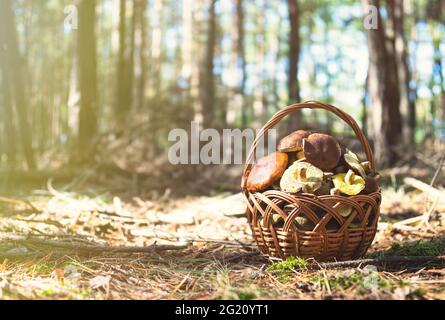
[422,149,445,229]
[47,178,73,202]
[403,177,445,200]
[397,176,445,229]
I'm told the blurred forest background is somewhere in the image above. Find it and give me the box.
[0,0,444,187]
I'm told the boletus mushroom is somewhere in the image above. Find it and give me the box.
[280,161,324,193]
[302,133,341,171]
[277,130,311,152]
[363,173,381,194]
[332,169,366,196]
[246,152,288,192]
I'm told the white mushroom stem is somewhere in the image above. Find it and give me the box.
[345,170,355,184]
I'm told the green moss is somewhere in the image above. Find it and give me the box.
[31,263,56,274]
[389,239,445,256]
[267,256,309,272]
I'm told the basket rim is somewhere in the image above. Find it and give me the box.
[247,188,382,199]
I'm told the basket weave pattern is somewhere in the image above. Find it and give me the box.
[241,101,381,261]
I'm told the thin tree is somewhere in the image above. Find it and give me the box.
[0,0,36,170]
[287,0,301,104]
[0,50,16,166]
[135,0,148,111]
[388,0,416,145]
[287,0,302,128]
[363,0,402,167]
[236,0,247,127]
[116,0,135,122]
[227,0,246,127]
[201,0,217,128]
[77,0,98,153]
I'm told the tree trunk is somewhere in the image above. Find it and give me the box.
[287,0,302,128]
[226,0,246,127]
[181,0,193,87]
[237,0,247,128]
[252,1,266,127]
[388,0,416,145]
[135,0,148,112]
[0,0,36,170]
[77,0,98,154]
[363,0,402,167]
[362,69,369,137]
[151,0,164,100]
[116,0,134,122]
[201,0,217,128]
[0,51,16,166]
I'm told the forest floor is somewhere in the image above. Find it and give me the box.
[1,154,445,300]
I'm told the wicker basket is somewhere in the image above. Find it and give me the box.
[241,101,381,261]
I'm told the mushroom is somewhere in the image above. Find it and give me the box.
[315,176,334,196]
[332,169,366,196]
[314,180,333,196]
[349,222,359,229]
[295,216,315,231]
[246,152,288,192]
[284,205,315,231]
[280,161,324,193]
[302,133,341,171]
[277,130,311,152]
[344,149,367,178]
[337,204,353,217]
[270,213,284,227]
[363,173,381,194]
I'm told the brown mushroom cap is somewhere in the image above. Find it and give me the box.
[277,130,311,152]
[246,152,288,192]
[302,133,341,171]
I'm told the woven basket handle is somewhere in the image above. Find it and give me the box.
[241,101,375,190]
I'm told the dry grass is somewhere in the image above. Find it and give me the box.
[1,162,445,300]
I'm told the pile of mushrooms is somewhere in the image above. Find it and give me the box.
[246,130,380,228]
[247,130,380,195]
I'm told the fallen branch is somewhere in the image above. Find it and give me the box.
[1,234,188,255]
[403,177,445,200]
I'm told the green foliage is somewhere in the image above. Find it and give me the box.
[389,239,445,256]
[267,256,309,272]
